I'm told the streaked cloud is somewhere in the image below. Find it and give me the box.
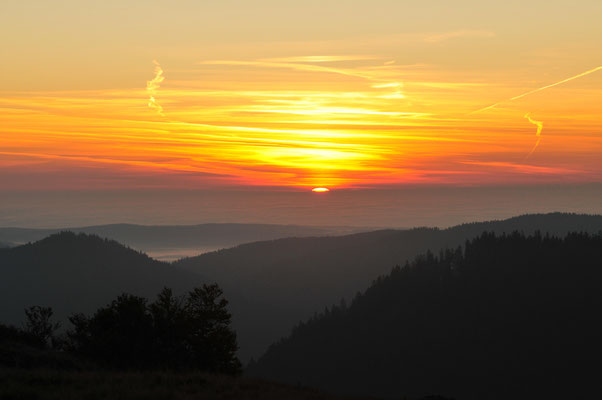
[423,30,495,43]
[261,55,379,63]
[461,161,582,176]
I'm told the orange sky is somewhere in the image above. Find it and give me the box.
[1,1,601,190]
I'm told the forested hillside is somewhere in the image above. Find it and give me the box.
[176,213,602,360]
[0,232,204,326]
[248,232,602,399]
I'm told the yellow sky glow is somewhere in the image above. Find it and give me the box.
[1,1,601,190]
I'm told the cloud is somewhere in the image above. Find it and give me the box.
[199,59,378,81]
[371,82,402,88]
[423,30,495,43]
[524,113,543,158]
[261,55,378,63]
[147,60,165,115]
[472,66,602,114]
[461,161,580,175]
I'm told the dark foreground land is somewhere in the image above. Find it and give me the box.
[0,369,381,400]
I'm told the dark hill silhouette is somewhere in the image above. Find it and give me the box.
[175,212,602,361]
[0,223,366,260]
[0,232,204,326]
[248,232,602,400]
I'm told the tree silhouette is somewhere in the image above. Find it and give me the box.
[23,306,60,347]
[67,284,241,373]
[185,284,241,373]
[68,294,153,368]
[149,287,188,367]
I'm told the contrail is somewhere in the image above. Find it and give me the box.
[524,113,543,158]
[147,60,165,115]
[472,66,602,114]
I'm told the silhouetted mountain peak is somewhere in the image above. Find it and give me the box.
[0,232,204,328]
[33,230,129,248]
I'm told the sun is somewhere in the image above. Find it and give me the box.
[312,187,330,193]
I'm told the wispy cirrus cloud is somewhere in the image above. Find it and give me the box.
[260,55,379,63]
[199,59,380,81]
[524,113,543,158]
[423,29,495,43]
[472,66,602,114]
[147,60,165,116]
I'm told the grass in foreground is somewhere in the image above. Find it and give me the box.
[0,368,379,400]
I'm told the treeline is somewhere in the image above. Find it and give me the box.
[0,284,241,374]
[248,232,602,400]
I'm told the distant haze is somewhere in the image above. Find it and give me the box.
[1,184,601,228]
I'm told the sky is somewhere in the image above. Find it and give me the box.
[1,1,601,226]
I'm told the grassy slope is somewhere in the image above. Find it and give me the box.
[0,369,379,400]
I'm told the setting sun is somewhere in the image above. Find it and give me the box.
[312,188,330,193]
